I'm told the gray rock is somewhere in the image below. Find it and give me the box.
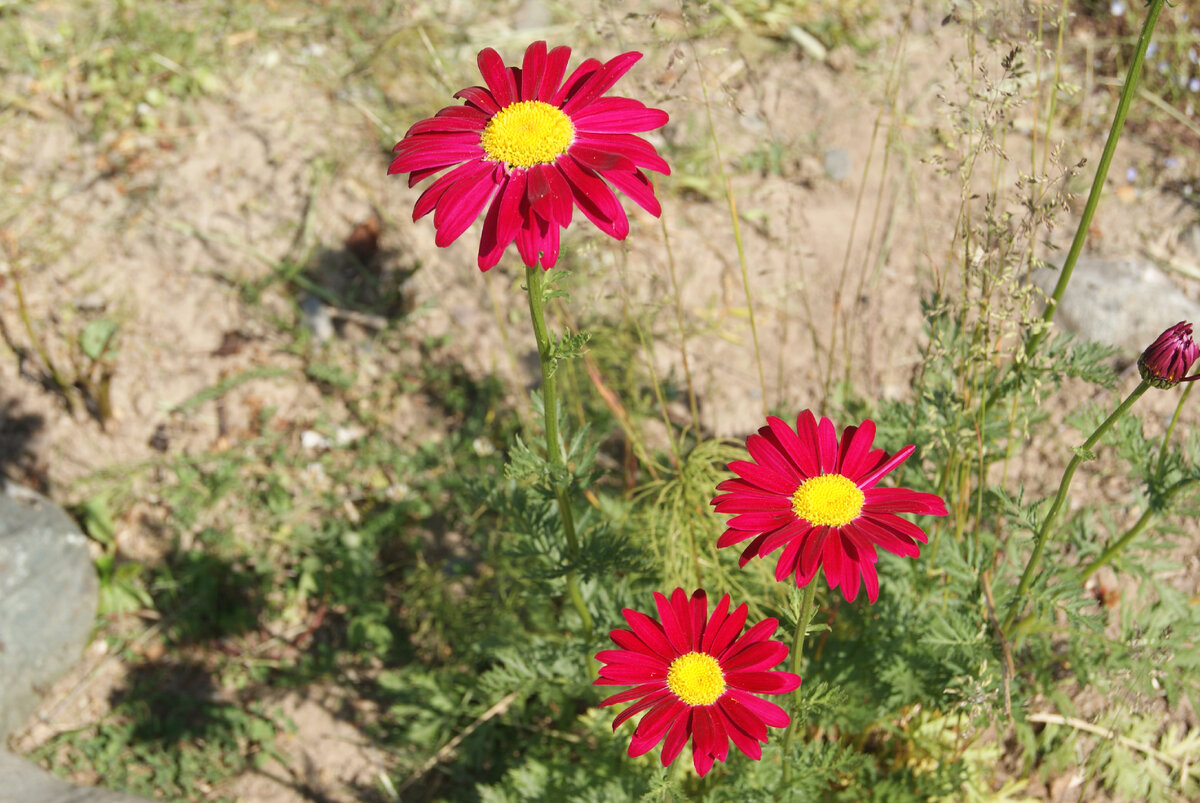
[1031,257,1200,356]
[0,484,97,740]
[0,485,152,803]
[823,148,852,182]
[0,752,149,803]
[300,294,334,342]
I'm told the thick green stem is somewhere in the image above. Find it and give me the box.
[1023,0,1165,361]
[1002,381,1149,632]
[780,581,818,791]
[1082,477,1200,581]
[525,266,594,639]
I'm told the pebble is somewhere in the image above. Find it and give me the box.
[823,148,852,182]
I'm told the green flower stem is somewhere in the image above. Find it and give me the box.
[1002,380,1150,632]
[525,265,594,640]
[1023,0,1165,361]
[780,580,818,790]
[1157,382,1193,477]
[1082,477,1200,581]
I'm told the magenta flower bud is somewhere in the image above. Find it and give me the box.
[1138,321,1200,389]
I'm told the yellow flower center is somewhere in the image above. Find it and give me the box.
[480,100,574,169]
[666,652,726,707]
[791,473,864,528]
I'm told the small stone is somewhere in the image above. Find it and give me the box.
[823,148,852,182]
[300,295,334,343]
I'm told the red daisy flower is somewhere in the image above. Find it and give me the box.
[388,40,670,271]
[711,412,948,604]
[595,588,801,777]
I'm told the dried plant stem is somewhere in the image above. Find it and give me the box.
[1024,0,1165,360]
[780,580,818,790]
[1002,380,1150,632]
[659,209,701,430]
[525,266,593,640]
[1027,712,1194,776]
[688,34,768,417]
[9,264,76,413]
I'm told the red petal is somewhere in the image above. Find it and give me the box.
[726,511,793,532]
[861,512,931,545]
[701,594,732,654]
[519,40,547,101]
[773,536,804,582]
[851,517,920,558]
[573,97,669,133]
[631,698,686,752]
[837,419,877,479]
[568,142,637,173]
[551,57,601,106]
[717,526,758,549]
[538,45,573,101]
[595,649,669,673]
[431,172,498,247]
[721,640,788,673]
[561,51,643,114]
[477,47,517,107]
[598,682,664,708]
[405,114,487,136]
[727,670,802,694]
[713,494,792,514]
[727,460,797,495]
[412,160,493,221]
[706,600,748,657]
[477,172,524,270]
[688,590,708,652]
[720,618,779,662]
[765,416,819,478]
[660,710,692,766]
[746,431,802,483]
[799,526,831,580]
[857,444,915,489]
[738,533,769,567]
[621,608,676,661]
[653,591,690,656]
[559,156,630,239]
[603,168,662,217]
[388,140,482,175]
[816,416,839,475]
[453,85,502,115]
[759,519,812,556]
[863,487,948,516]
[573,132,670,174]
[716,705,764,760]
[612,690,671,731]
[527,164,573,228]
[725,689,791,728]
[717,695,768,743]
